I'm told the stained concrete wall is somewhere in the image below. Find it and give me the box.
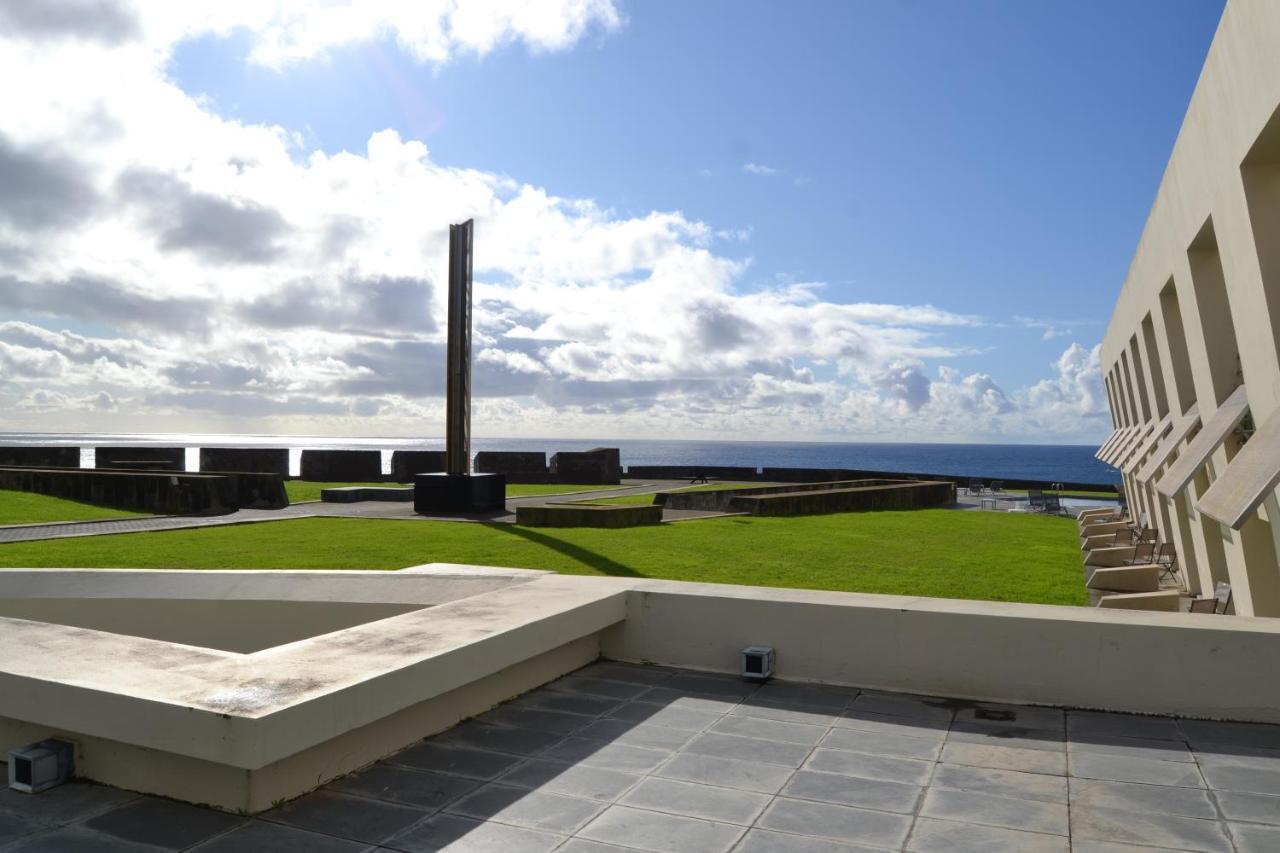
[0,447,78,468]
[0,467,235,515]
[389,450,446,483]
[1097,0,1280,615]
[198,448,289,477]
[95,446,185,470]
[474,451,547,476]
[550,448,621,485]
[299,449,382,482]
[729,480,955,516]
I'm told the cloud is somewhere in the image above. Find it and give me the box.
[742,162,778,176]
[0,133,99,231]
[0,0,141,45]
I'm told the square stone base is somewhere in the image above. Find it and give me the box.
[414,472,506,514]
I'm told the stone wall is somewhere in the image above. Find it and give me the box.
[199,448,289,477]
[659,479,901,512]
[0,466,237,515]
[96,447,185,471]
[626,465,759,481]
[550,448,621,485]
[299,450,382,482]
[515,503,661,528]
[390,451,446,483]
[474,452,547,479]
[0,447,79,468]
[728,480,956,516]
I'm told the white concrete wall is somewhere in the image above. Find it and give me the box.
[1100,0,1280,614]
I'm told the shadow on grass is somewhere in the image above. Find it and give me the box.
[488,523,643,578]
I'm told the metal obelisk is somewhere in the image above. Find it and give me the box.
[445,219,473,476]
[413,219,506,513]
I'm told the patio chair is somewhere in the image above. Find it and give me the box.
[1121,533,1158,565]
[967,479,984,496]
[1155,543,1179,584]
[1027,488,1046,512]
[1042,492,1065,515]
[1189,582,1232,614]
[990,480,1004,495]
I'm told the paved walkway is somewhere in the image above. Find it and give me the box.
[0,482,731,544]
[2,661,1279,851]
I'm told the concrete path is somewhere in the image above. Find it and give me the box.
[0,481,731,544]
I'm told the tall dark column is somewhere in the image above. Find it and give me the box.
[445,219,473,476]
[413,219,506,514]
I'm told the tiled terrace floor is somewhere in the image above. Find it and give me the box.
[4,662,1280,851]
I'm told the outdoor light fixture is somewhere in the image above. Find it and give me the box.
[741,645,775,682]
[8,740,74,794]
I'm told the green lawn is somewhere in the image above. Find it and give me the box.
[0,509,1086,606]
[0,490,145,525]
[582,482,760,506]
[284,481,621,503]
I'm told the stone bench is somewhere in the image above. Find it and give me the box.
[321,487,414,503]
[1096,590,1182,611]
[516,503,661,527]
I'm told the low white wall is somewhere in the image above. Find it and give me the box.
[603,581,1280,723]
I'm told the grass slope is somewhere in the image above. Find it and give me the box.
[0,509,1086,606]
[0,490,144,525]
[284,481,621,503]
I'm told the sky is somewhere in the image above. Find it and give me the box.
[0,0,1226,444]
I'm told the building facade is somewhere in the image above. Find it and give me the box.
[1098,0,1280,616]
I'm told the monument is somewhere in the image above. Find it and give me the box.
[413,220,507,513]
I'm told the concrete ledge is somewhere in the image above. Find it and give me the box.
[321,486,413,503]
[1097,590,1183,612]
[0,466,236,515]
[516,503,662,527]
[1087,564,1162,593]
[1081,546,1140,568]
[726,480,954,516]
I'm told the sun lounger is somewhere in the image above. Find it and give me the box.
[1096,589,1182,611]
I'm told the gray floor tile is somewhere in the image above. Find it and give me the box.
[1068,734,1194,764]
[329,764,479,810]
[386,813,563,852]
[1198,756,1280,795]
[577,804,744,853]
[608,701,724,731]
[188,820,371,852]
[733,828,886,852]
[513,691,623,717]
[946,721,1065,752]
[635,690,743,713]
[710,715,827,746]
[952,703,1064,734]
[390,743,524,780]
[803,747,933,786]
[1214,790,1280,824]
[476,706,592,735]
[1231,822,1280,853]
[1069,804,1233,852]
[1067,711,1184,742]
[82,797,244,850]
[749,683,856,710]
[834,710,949,738]
[731,700,838,728]
[0,782,139,826]
[1069,752,1206,787]
[497,759,641,801]
[919,787,1067,835]
[655,752,794,794]
[847,692,954,723]
[1,825,166,852]
[1069,777,1216,818]
[547,676,653,701]
[905,816,1068,852]
[575,662,680,686]
[620,777,770,824]
[683,732,813,768]
[573,719,695,751]
[1179,719,1280,752]
[538,738,672,773]
[820,727,941,761]
[663,673,760,699]
[1069,842,1190,853]
[445,784,603,834]
[433,722,564,757]
[263,790,426,845]
[781,769,921,814]
[931,763,1068,804]
[940,741,1066,775]
[0,812,45,847]
[555,839,637,853]
[756,797,912,848]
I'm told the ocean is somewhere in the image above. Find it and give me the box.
[0,432,1119,485]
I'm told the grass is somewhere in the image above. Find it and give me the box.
[0,490,144,525]
[0,509,1087,606]
[582,482,759,506]
[284,481,622,503]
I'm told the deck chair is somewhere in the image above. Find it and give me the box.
[1155,543,1179,584]
[1189,582,1232,614]
[1027,488,1046,512]
[990,480,1004,495]
[1043,493,1065,515]
[1122,534,1158,565]
[968,479,984,495]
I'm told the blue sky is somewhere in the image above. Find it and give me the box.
[0,1,1226,442]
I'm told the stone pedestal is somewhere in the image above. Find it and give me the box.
[414,473,506,514]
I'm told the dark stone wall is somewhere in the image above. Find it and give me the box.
[0,466,236,515]
[96,446,185,470]
[626,465,760,481]
[550,448,621,485]
[0,446,79,468]
[474,451,547,477]
[299,450,382,482]
[390,451,447,483]
[199,448,289,477]
[758,467,1114,493]
[660,479,899,512]
[516,503,661,527]
[217,473,289,509]
[728,480,956,516]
